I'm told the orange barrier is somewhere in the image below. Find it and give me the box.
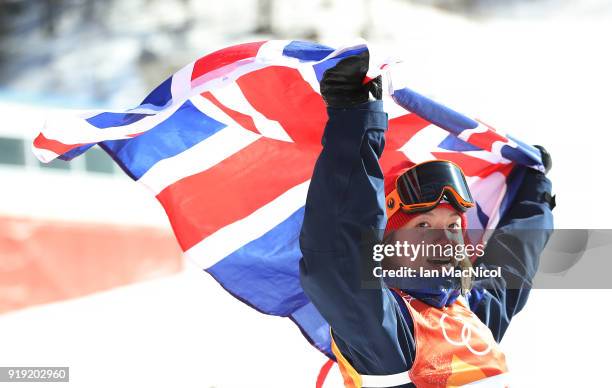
[0,215,183,314]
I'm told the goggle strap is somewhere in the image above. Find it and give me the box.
[385,189,402,219]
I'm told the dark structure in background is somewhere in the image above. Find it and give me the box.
[0,0,573,105]
[410,0,558,14]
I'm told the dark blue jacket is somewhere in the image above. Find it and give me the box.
[299,101,554,385]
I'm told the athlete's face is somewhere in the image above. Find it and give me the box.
[382,206,465,274]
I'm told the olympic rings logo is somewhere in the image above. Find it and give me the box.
[440,313,493,356]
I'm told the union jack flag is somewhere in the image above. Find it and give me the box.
[32,40,545,356]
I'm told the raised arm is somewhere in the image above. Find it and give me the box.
[299,53,413,376]
[468,159,555,342]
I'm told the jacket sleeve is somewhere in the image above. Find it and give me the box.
[299,100,414,376]
[468,167,554,342]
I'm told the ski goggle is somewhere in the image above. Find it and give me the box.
[385,160,475,219]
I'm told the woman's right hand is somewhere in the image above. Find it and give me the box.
[320,51,382,108]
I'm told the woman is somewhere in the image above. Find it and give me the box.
[299,51,554,387]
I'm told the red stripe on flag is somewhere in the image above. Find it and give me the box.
[431,151,512,178]
[33,133,85,156]
[386,113,431,149]
[201,91,259,134]
[236,66,327,145]
[191,41,266,81]
[157,138,319,251]
[380,114,432,182]
[465,129,508,152]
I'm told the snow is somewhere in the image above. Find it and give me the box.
[0,262,335,387]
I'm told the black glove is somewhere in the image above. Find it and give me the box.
[534,145,552,174]
[320,51,382,108]
[533,144,555,209]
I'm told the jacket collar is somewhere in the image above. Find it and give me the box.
[402,287,461,308]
